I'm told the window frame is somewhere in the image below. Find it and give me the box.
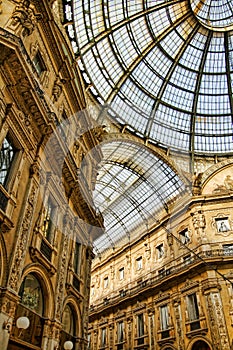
[0,134,17,190]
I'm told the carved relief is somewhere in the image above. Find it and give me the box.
[191,210,206,242]
[203,166,233,195]
[192,172,203,195]
[8,184,37,291]
[54,215,72,320]
[205,292,230,350]
[52,76,66,102]
[173,299,184,350]
[211,213,232,236]
[10,0,41,37]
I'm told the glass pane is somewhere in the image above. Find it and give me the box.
[20,274,43,315]
[0,136,16,187]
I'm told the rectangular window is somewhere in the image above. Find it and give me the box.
[136,256,142,270]
[183,254,191,265]
[223,244,233,255]
[73,240,81,274]
[187,293,200,330]
[101,327,106,347]
[87,333,91,349]
[157,244,164,258]
[216,218,230,232]
[42,197,56,243]
[117,321,124,343]
[137,313,144,345]
[179,229,190,244]
[0,135,16,188]
[160,305,170,339]
[119,267,124,280]
[33,51,46,76]
[103,276,109,289]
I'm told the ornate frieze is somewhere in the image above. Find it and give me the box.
[205,292,230,350]
[8,182,38,291]
[10,0,42,37]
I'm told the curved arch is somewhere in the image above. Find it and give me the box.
[62,295,82,338]
[20,263,55,318]
[188,337,212,350]
[201,160,233,195]
[0,232,8,286]
[201,158,233,188]
[87,136,188,254]
[161,346,177,350]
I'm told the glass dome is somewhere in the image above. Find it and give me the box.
[64,0,233,155]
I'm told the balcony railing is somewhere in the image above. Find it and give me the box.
[90,248,233,313]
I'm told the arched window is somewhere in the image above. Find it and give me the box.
[19,273,44,315]
[192,340,211,350]
[62,304,75,336]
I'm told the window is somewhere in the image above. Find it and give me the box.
[137,313,144,345]
[73,240,81,274]
[223,244,233,255]
[136,256,142,270]
[119,267,124,280]
[101,327,107,347]
[104,276,109,289]
[216,218,230,232]
[0,135,16,188]
[183,254,191,265]
[179,229,190,244]
[62,304,75,335]
[42,197,56,242]
[187,293,200,330]
[19,274,43,315]
[157,244,164,258]
[87,333,91,349]
[117,321,124,343]
[160,305,169,338]
[33,51,46,76]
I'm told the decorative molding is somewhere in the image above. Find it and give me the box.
[8,182,38,291]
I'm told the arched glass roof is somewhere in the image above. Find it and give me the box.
[64,0,233,154]
[90,140,187,255]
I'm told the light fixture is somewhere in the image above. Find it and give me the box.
[16,316,30,330]
[16,316,30,337]
[64,340,73,350]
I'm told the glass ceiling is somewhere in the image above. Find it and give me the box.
[62,0,233,254]
[64,0,233,155]
[88,140,187,255]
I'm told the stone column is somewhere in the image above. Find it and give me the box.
[147,308,155,350]
[126,315,133,350]
[204,287,230,350]
[0,290,18,350]
[173,297,184,350]
[109,322,114,349]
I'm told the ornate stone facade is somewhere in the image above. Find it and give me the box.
[0,1,104,349]
[88,163,233,350]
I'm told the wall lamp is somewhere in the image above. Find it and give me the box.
[3,316,30,336]
[64,340,73,350]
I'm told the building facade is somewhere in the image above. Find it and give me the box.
[0,1,104,349]
[88,161,233,350]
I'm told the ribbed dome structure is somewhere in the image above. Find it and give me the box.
[64,0,233,155]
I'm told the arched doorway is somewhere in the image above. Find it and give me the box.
[192,340,211,350]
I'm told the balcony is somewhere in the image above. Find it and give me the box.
[9,304,44,348]
[89,247,233,315]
